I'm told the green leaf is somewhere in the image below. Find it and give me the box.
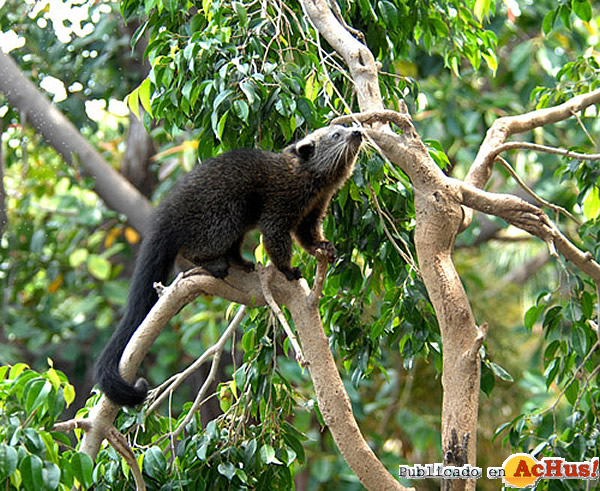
[0,445,18,481]
[163,0,177,14]
[542,9,556,34]
[260,444,282,465]
[482,52,497,76]
[480,364,495,396]
[544,358,560,388]
[260,444,275,464]
[70,453,94,489]
[213,88,234,111]
[144,0,158,15]
[143,446,167,479]
[25,379,52,415]
[239,80,257,106]
[241,329,255,352]
[43,462,61,490]
[489,362,514,382]
[232,2,248,28]
[87,255,112,281]
[559,4,572,29]
[19,455,44,491]
[126,85,141,120]
[377,1,398,28]
[9,363,29,379]
[581,291,594,319]
[217,110,229,141]
[582,187,600,219]
[524,305,544,330]
[474,0,493,21]
[564,380,579,405]
[69,249,89,268]
[572,0,592,22]
[138,78,154,118]
[217,462,236,480]
[233,99,249,123]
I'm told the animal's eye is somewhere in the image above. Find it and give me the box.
[332,132,341,140]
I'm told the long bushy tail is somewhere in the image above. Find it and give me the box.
[94,228,178,407]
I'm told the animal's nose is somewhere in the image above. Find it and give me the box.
[352,128,363,139]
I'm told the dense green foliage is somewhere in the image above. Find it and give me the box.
[0,0,599,489]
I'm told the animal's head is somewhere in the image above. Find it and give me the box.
[285,125,363,177]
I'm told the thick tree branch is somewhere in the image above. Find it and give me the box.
[72,264,408,490]
[459,184,600,283]
[0,49,153,233]
[300,0,384,116]
[301,3,483,489]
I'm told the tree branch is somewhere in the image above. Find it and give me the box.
[459,183,600,283]
[67,262,408,490]
[300,0,384,116]
[0,49,153,233]
[145,305,247,414]
[463,88,600,228]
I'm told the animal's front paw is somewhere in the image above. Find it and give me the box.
[313,241,336,264]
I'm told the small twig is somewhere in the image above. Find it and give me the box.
[332,108,412,129]
[467,323,488,360]
[53,418,93,433]
[258,265,307,367]
[56,418,146,491]
[309,250,329,305]
[493,141,600,161]
[106,427,146,491]
[146,305,246,413]
[329,0,365,42]
[152,307,244,444]
[538,339,600,418]
[571,109,597,148]
[367,184,420,277]
[495,156,581,226]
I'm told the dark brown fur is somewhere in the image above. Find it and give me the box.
[94,125,362,406]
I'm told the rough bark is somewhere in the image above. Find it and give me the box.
[0,49,153,233]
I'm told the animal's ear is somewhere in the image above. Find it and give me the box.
[294,138,315,160]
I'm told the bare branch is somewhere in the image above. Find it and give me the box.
[106,427,146,491]
[258,266,307,367]
[300,0,385,116]
[464,88,600,227]
[146,305,247,413]
[459,183,600,282]
[494,141,600,161]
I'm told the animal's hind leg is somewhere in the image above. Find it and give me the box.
[226,238,255,272]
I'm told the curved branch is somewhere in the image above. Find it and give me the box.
[494,156,581,225]
[463,88,600,228]
[459,183,600,283]
[72,264,408,490]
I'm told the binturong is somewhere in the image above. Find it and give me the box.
[94,125,363,407]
